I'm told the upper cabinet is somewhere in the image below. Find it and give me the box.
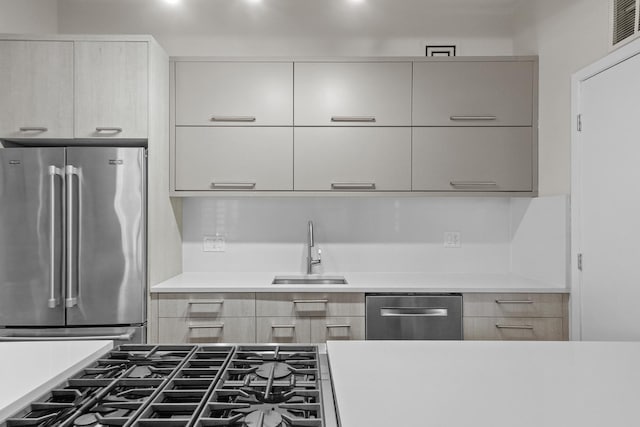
[413,60,535,126]
[74,41,148,139]
[0,41,74,139]
[294,62,412,126]
[175,62,293,126]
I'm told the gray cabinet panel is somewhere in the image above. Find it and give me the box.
[412,127,533,192]
[294,62,412,126]
[294,127,411,191]
[175,127,293,191]
[413,61,534,126]
[175,62,293,126]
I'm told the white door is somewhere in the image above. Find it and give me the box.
[575,52,640,340]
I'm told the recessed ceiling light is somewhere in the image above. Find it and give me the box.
[247,0,263,4]
[164,0,180,5]
[349,0,365,3]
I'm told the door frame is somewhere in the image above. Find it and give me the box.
[570,37,640,340]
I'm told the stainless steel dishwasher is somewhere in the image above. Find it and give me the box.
[366,294,463,340]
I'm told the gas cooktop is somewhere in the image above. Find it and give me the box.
[4,344,332,427]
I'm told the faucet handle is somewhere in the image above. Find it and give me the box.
[317,248,322,259]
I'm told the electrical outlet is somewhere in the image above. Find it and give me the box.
[444,232,461,248]
[203,235,226,252]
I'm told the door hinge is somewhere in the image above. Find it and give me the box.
[577,114,582,132]
[577,253,583,271]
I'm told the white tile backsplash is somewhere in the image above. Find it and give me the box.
[183,197,513,273]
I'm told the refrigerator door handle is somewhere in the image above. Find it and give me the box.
[0,331,134,341]
[65,165,79,308]
[48,166,64,309]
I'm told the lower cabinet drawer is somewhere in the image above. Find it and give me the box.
[158,293,256,318]
[256,293,365,317]
[464,317,563,341]
[256,317,311,343]
[310,317,365,342]
[463,293,564,318]
[158,317,256,343]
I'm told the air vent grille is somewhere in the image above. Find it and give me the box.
[613,0,637,45]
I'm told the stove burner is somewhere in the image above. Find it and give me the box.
[129,366,152,378]
[255,362,291,380]
[244,406,283,427]
[74,413,98,426]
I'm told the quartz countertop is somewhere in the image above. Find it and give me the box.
[326,340,640,427]
[151,272,568,293]
[0,340,113,422]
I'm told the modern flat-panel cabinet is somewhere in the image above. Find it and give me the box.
[175,127,293,191]
[0,41,74,139]
[412,127,533,192]
[175,62,293,126]
[294,62,412,126]
[294,127,411,191]
[412,60,534,126]
[74,41,148,139]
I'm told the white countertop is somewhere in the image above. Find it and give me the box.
[327,340,640,427]
[0,340,113,422]
[151,272,568,293]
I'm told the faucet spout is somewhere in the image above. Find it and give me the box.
[306,220,321,275]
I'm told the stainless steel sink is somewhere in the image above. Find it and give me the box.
[272,275,348,285]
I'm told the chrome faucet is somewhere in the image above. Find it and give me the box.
[306,220,321,274]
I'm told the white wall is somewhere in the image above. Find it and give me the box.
[0,0,58,33]
[512,0,609,196]
[57,0,515,56]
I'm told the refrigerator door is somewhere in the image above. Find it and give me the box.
[0,148,65,326]
[65,147,146,326]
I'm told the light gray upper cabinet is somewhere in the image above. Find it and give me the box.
[175,127,293,191]
[413,60,534,126]
[294,127,411,191]
[175,62,293,126]
[74,41,148,139]
[294,62,412,126]
[412,127,533,192]
[0,41,73,139]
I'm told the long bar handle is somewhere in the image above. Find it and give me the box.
[292,299,329,304]
[0,331,134,341]
[449,115,497,121]
[19,127,48,132]
[48,166,63,309]
[188,323,224,329]
[188,300,224,305]
[95,127,123,133]
[450,181,498,188]
[330,116,376,122]
[210,116,256,122]
[211,182,256,190]
[326,324,351,329]
[380,307,448,317]
[271,324,296,329]
[331,182,376,190]
[495,324,534,330]
[495,300,533,304]
[65,165,79,308]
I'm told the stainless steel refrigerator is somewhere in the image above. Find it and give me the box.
[0,147,146,344]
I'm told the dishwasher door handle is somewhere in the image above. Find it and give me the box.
[380,307,448,317]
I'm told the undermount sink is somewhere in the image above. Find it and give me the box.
[271,275,348,285]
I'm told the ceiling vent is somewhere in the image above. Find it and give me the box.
[612,0,640,47]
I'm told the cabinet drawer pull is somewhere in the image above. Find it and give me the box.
[210,182,256,190]
[495,300,533,304]
[19,127,48,132]
[331,182,376,190]
[330,116,376,122]
[449,115,497,121]
[450,181,498,188]
[188,299,224,305]
[292,299,329,304]
[495,324,534,330]
[326,324,351,329]
[95,127,123,133]
[188,322,224,329]
[271,324,296,329]
[210,116,256,122]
